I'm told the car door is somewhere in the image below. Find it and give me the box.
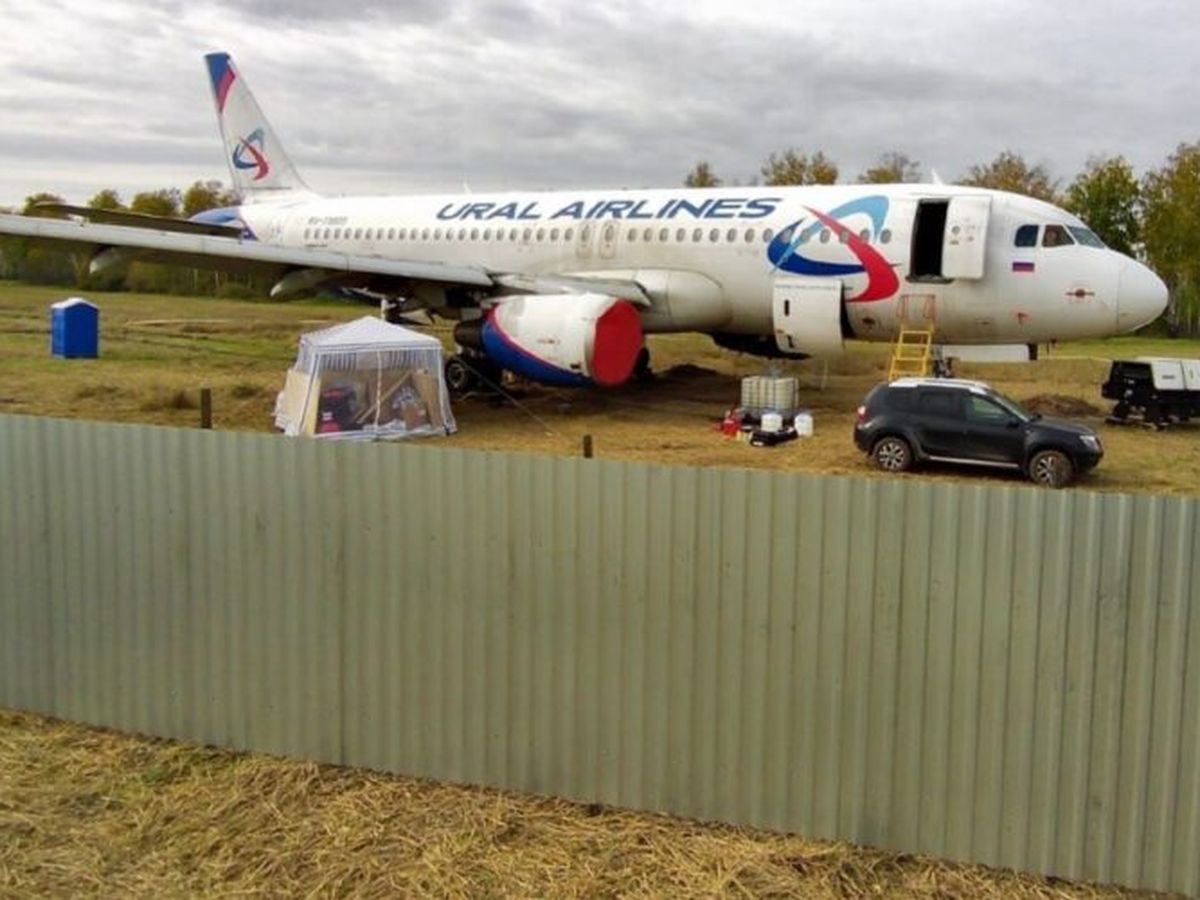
[959,394,1026,465]
[912,387,967,457]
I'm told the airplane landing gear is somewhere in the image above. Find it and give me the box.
[634,346,654,381]
[445,352,503,395]
[932,357,955,378]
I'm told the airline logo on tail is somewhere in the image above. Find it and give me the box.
[767,196,899,302]
[232,128,271,181]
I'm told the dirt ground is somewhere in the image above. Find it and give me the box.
[430,333,1200,497]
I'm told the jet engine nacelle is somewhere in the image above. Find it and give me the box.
[475,293,644,387]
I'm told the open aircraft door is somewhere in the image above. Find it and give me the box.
[941,195,991,279]
[772,274,844,357]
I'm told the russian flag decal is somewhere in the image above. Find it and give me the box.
[1012,261,1035,273]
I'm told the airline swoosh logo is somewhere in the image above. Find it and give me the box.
[232,127,271,181]
[767,196,899,302]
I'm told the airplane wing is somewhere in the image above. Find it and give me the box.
[0,212,654,306]
[0,212,493,296]
[492,272,652,305]
[29,204,245,238]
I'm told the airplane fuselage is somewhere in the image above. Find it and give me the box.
[235,182,1167,351]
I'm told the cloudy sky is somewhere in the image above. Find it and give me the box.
[0,0,1194,208]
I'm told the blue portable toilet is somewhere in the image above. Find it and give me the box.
[50,297,99,358]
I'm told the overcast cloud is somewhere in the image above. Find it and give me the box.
[0,0,1194,207]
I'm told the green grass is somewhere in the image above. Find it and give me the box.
[2,280,1198,495]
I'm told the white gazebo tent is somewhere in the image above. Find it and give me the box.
[274,316,456,439]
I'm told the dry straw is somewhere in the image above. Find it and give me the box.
[0,710,1144,898]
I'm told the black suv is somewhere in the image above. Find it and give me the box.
[854,378,1103,487]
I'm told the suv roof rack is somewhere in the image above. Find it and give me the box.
[888,377,992,391]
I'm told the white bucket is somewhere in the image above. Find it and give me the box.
[793,411,813,436]
[760,411,783,433]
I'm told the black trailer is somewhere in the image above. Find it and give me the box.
[1101,358,1200,427]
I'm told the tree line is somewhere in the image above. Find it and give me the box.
[0,180,269,298]
[687,146,1200,337]
[3,146,1200,337]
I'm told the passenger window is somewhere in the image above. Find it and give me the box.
[659,227,670,242]
[643,227,653,241]
[536,228,545,241]
[709,228,720,242]
[1042,225,1074,248]
[917,390,960,417]
[880,229,891,244]
[966,395,1012,424]
[564,228,574,241]
[692,228,703,242]
[550,228,559,241]
[1014,224,1038,247]
[745,229,755,243]
[763,228,774,243]
[627,229,637,242]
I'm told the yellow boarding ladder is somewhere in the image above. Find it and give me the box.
[888,328,934,381]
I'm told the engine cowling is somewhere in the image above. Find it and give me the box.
[471,293,643,387]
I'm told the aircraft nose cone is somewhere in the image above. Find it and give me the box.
[1117,260,1169,332]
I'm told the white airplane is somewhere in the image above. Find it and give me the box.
[0,52,1168,389]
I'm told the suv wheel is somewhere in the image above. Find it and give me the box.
[872,436,913,472]
[1028,449,1073,488]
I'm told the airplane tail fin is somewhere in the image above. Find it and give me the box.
[204,52,312,202]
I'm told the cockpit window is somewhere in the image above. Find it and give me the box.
[1067,226,1106,248]
[1042,225,1075,248]
[1014,224,1038,247]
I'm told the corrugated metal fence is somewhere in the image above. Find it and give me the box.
[1,413,1197,895]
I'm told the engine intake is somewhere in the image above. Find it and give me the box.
[477,293,643,387]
